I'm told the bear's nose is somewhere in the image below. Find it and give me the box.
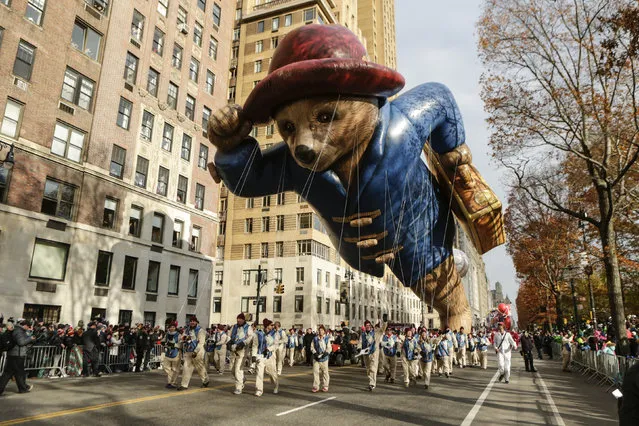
[295,145,317,165]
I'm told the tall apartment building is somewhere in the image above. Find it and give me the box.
[0,0,233,327]
[212,0,422,330]
[357,0,396,69]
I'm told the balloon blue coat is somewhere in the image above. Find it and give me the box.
[215,83,465,288]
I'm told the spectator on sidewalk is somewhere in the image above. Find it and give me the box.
[533,331,543,360]
[520,331,537,373]
[0,320,35,395]
[561,332,573,372]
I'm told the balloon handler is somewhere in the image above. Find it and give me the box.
[207,25,505,331]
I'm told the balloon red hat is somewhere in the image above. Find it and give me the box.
[242,24,405,124]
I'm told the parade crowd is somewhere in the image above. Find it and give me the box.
[1,312,527,397]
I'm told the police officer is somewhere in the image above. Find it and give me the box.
[274,321,287,375]
[252,318,279,397]
[229,313,253,395]
[162,321,181,389]
[214,325,229,375]
[381,327,399,383]
[311,325,332,392]
[178,317,209,390]
[418,330,435,389]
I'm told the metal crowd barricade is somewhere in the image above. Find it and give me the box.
[24,345,67,377]
[148,344,164,369]
[0,351,5,375]
[551,341,562,359]
[102,344,136,373]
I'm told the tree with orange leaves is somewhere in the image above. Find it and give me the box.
[478,0,639,353]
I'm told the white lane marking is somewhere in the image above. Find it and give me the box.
[460,370,499,426]
[276,396,337,417]
[535,372,566,426]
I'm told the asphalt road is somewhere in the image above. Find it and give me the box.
[0,352,618,425]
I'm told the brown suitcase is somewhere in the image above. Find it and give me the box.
[422,144,506,254]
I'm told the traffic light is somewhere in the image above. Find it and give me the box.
[275,284,285,294]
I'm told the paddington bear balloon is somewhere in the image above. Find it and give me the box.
[207,25,505,330]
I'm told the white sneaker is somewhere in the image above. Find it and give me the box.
[233,389,242,395]
[273,386,279,394]
[255,390,263,397]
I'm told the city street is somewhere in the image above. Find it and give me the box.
[0,353,617,425]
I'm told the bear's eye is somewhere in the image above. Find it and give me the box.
[282,121,295,133]
[317,112,334,124]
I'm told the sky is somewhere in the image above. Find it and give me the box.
[394,0,519,316]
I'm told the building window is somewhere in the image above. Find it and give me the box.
[147,68,159,97]
[285,14,292,26]
[1,99,24,139]
[133,156,148,188]
[197,0,206,12]
[190,226,201,251]
[261,242,268,258]
[276,215,284,231]
[177,175,188,203]
[295,295,304,313]
[304,8,316,22]
[172,44,183,68]
[156,166,169,196]
[205,70,215,94]
[246,197,254,208]
[202,106,211,133]
[257,20,264,33]
[185,95,195,120]
[228,86,236,101]
[242,270,250,286]
[29,238,69,281]
[297,239,311,255]
[273,296,282,313]
[157,0,168,17]
[147,261,160,293]
[123,52,139,85]
[167,82,178,109]
[71,21,101,61]
[255,40,263,53]
[271,36,279,49]
[177,135,191,163]
[265,124,274,136]
[189,57,199,82]
[326,298,331,314]
[244,243,252,259]
[193,21,203,47]
[235,8,241,20]
[151,213,164,244]
[152,27,164,55]
[162,122,174,151]
[275,193,284,205]
[195,184,205,210]
[188,269,198,297]
[261,216,270,232]
[167,265,179,295]
[94,250,112,287]
[121,256,137,290]
[61,68,95,110]
[129,205,143,237]
[109,145,126,178]
[172,220,184,248]
[244,218,253,233]
[262,195,271,207]
[14,40,36,81]
[296,267,304,283]
[275,241,283,257]
[41,178,75,220]
[220,198,227,212]
[254,60,262,73]
[272,17,279,31]
[102,198,118,228]
[317,269,322,286]
[198,144,209,169]
[215,270,223,287]
[212,297,221,313]
[143,311,156,327]
[298,213,312,229]
[116,97,132,130]
[131,9,145,41]
[212,3,221,27]
[209,36,218,59]
[218,220,226,235]
[177,6,187,25]
[25,0,46,26]
[140,110,154,141]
